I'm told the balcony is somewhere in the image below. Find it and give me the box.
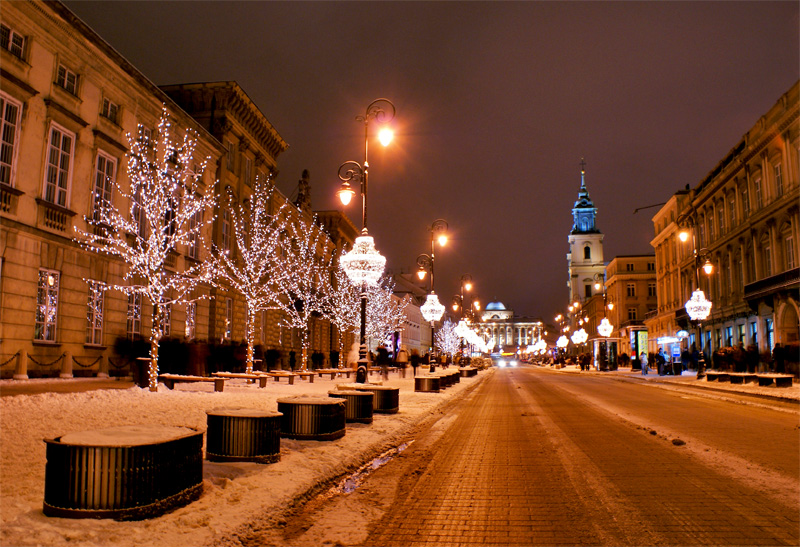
[37,198,77,234]
[0,183,23,215]
[744,268,800,303]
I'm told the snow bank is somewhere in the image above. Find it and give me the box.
[1,371,489,547]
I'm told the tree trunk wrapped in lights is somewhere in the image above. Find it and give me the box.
[74,107,216,391]
[208,175,290,374]
[435,318,461,358]
[328,265,361,355]
[273,212,334,371]
[365,276,407,349]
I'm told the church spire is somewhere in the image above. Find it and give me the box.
[571,158,599,234]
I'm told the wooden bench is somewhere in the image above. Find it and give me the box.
[295,371,315,383]
[756,374,794,387]
[211,372,269,388]
[262,372,299,385]
[728,373,758,385]
[159,374,225,392]
[316,368,351,379]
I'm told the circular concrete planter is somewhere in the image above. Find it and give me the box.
[328,390,374,423]
[277,397,346,440]
[415,375,441,393]
[43,425,203,520]
[206,408,282,464]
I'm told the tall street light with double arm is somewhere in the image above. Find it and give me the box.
[678,214,714,377]
[593,273,615,371]
[417,219,448,372]
[336,99,395,384]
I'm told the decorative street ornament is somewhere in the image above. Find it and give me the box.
[420,292,446,323]
[685,289,712,321]
[571,328,588,345]
[454,320,469,339]
[340,231,385,287]
[556,335,569,348]
[597,317,614,337]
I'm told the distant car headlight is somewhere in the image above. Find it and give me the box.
[509,360,517,367]
[497,360,505,367]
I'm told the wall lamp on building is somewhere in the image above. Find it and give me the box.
[336,98,395,384]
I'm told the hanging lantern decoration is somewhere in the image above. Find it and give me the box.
[571,328,588,345]
[556,335,569,348]
[420,292,445,323]
[597,317,614,337]
[684,289,712,321]
[340,231,385,287]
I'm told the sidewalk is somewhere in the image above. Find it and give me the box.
[540,364,800,402]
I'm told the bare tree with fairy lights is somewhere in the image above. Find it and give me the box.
[74,107,216,391]
[208,174,290,374]
[327,264,361,356]
[435,318,461,359]
[273,212,334,371]
[366,276,408,350]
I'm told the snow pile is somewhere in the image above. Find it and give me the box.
[1,371,489,547]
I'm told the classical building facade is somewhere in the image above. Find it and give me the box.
[479,302,543,353]
[0,1,358,377]
[0,0,222,378]
[646,81,799,365]
[584,255,656,366]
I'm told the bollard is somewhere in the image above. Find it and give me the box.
[60,351,73,379]
[97,354,109,378]
[14,349,28,380]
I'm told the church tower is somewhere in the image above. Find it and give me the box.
[567,159,605,304]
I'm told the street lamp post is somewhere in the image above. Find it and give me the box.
[417,219,448,372]
[678,216,714,377]
[451,274,473,363]
[336,99,395,384]
[593,273,614,371]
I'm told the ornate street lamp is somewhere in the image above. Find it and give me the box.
[678,212,714,377]
[336,99,395,383]
[417,219,448,371]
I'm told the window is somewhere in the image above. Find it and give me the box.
[56,64,78,95]
[44,124,74,207]
[187,209,201,259]
[784,235,795,270]
[648,283,656,297]
[647,262,655,271]
[225,140,236,171]
[724,327,733,347]
[159,302,171,337]
[244,157,252,186]
[750,321,758,348]
[627,308,638,321]
[583,245,591,260]
[221,209,231,252]
[137,124,153,145]
[626,263,634,272]
[584,284,592,298]
[717,207,725,236]
[225,298,233,339]
[707,216,714,242]
[86,282,104,345]
[185,302,196,340]
[737,324,745,345]
[101,98,118,123]
[774,164,783,197]
[35,269,59,341]
[762,238,772,278]
[765,319,774,349]
[753,177,763,209]
[0,23,25,59]
[626,283,636,297]
[0,93,21,186]
[127,293,142,339]
[742,187,750,218]
[92,152,116,224]
[728,195,736,228]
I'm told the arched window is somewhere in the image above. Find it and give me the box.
[584,245,591,260]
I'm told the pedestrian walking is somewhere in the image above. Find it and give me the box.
[396,345,409,378]
[656,349,666,375]
[410,350,420,377]
[640,351,648,375]
[772,343,785,373]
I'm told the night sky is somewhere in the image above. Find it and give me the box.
[63,1,799,322]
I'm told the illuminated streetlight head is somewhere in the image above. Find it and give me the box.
[337,182,356,206]
[437,233,448,246]
[417,267,427,281]
[473,301,481,311]
[594,281,601,291]
[464,281,472,292]
[678,230,690,243]
[703,259,714,275]
[378,127,393,147]
[607,301,614,310]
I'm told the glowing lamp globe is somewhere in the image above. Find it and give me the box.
[571,328,588,345]
[556,335,569,349]
[340,232,385,286]
[685,289,712,321]
[421,293,446,323]
[597,318,614,337]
